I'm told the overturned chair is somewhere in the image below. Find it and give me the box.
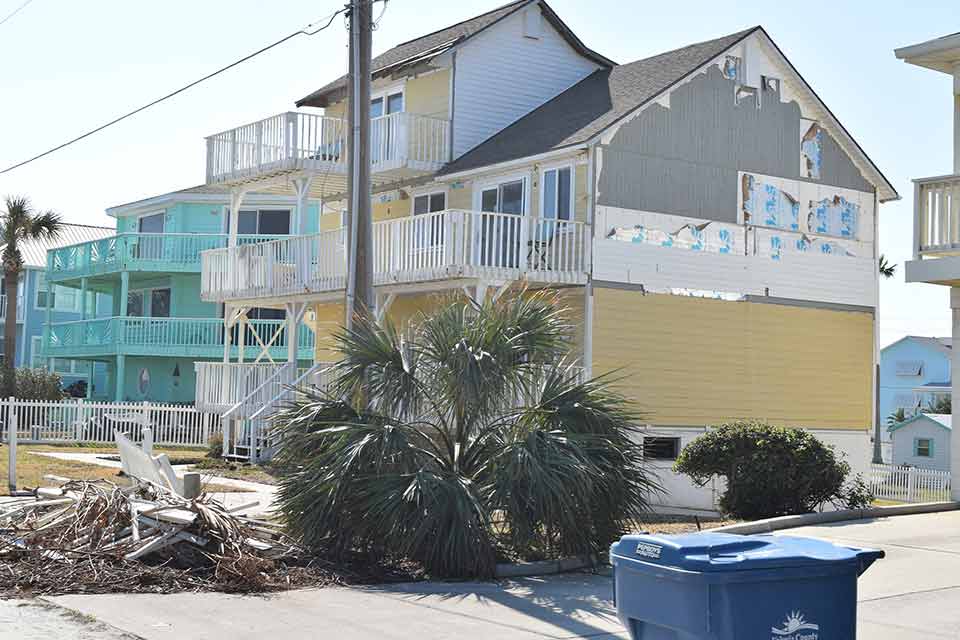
[114,429,202,499]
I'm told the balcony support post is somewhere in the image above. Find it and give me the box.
[284,302,307,364]
[238,312,247,364]
[227,188,248,250]
[293,176,313,234]
[115,354,126,403]
[222,304,233,364]
[954,63,960,174]
[79,278,88,321]
[120,271,130,317]
[951,286,960,500]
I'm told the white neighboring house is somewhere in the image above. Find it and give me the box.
[888,413,952,472]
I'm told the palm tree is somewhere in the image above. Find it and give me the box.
[927,394,951,414]
[1,197,63,396]
[886,407,908,428]
[879,254,896,279]
[273,290,659,578]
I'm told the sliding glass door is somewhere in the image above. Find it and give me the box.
[479,179,525,268]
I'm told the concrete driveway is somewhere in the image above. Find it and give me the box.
[4,510,957,639]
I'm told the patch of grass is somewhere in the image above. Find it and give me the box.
[1,444,249,494]
[191,457,281,485]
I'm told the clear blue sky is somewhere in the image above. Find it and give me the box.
[0,0,956,346]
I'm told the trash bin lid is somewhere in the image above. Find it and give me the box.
[611,532,879,573]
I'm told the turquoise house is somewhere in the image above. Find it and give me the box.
[880,336,952,422]
[3,224,115,395]
[43,187,320,403]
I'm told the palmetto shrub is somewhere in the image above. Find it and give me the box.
[273,291,658,578]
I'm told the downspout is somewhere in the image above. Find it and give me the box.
[872,189,883,464]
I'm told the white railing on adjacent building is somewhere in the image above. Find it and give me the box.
[915,174,960,257]
[0,398,221,447]
[205,111,450,185]
[201,210,589,302]
[869,463,952,503]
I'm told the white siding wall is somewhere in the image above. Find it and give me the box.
[452,6,601,158]
[891,421,951,472]
[594,206,878,308]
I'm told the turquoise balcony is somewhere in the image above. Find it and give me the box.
[47,233,285,284]
[44,317,315,360]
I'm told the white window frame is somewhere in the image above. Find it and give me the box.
[370,84,406,116]
[472,172,531,215]
[539,163,575,222]
[221,206,293,236]
[411,190,448,250]
[410,189,448,215]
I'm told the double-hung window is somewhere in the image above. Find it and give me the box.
[539,166,573,243]
[915,438,934,458]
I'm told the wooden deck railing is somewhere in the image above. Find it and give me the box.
[915,174,960,257]
[44,317,315,358]
[201,210,589,302]
[205,111,450,184]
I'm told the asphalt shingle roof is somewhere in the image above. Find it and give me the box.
[439,26,759,175]
[296,0,612,108]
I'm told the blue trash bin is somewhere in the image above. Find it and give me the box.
[610,532,883,640]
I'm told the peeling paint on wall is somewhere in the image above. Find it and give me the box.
[721,56,741,82]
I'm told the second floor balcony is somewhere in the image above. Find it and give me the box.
[47,233,284,284]
[906,174,960,284]
[44,316,315,360]
[205,111,451,188]
[200,210,590,305]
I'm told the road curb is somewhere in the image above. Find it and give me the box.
[494,554,599,578]
[711,501,960,535]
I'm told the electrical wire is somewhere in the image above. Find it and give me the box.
[0,0,35,28]
[0,6,350,176]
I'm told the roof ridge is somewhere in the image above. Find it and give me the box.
[391,0,529,48]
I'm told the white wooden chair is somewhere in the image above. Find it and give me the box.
[115,430,201,498]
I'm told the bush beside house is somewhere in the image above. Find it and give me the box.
[674,421,872,520]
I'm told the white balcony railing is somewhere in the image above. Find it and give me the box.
[915,174,960,257]
[0,295,25,323]
[200,210,589,302]
[205,111,450,185]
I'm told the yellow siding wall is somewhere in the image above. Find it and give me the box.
[405,70,450,120]
[310,302,345,362]
[592,288,873,429]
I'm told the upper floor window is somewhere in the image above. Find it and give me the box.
[35,272,82,313]
[371,92,403,118]
[541,166,572,221]
[895,360,923,376]
[138,212,165,234]
[128,287,171,318]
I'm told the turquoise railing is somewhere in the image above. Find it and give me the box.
[47,233,287,282]
[43,317,315,358]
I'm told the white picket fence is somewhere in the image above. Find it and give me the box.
[0,398,221,448]
[869,463,952,503]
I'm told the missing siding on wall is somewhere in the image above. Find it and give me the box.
[801,120,822,179]
[808,195,859,239]
[741,174,799,230]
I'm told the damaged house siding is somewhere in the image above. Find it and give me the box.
[596,64,874,223]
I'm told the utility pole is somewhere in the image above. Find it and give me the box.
[345,0,374,330]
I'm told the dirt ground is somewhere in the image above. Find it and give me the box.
[631,514,739,534]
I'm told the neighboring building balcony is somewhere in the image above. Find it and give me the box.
[205,111,451,188]
[0,294,25,323]
[44,317,315,359]
[47,233,284,284]
[906,174,960,284]
[199,210,590,305]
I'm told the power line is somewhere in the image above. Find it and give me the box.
[0,6,349,176]
[0,0,35,27]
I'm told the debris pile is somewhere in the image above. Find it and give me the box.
[0,480,345,596]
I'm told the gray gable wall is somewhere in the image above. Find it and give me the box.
[597,65,874,223]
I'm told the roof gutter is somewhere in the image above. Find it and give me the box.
[437,144,588,182]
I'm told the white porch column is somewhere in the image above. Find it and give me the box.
[951,287,960,500]
[228,188,246,249]
[954,63,960,173]
[293,177,313,234]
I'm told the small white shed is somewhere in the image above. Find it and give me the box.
[887,413,952,472]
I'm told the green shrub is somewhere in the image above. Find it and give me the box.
[15,368,65,401]
[674,421,872,520]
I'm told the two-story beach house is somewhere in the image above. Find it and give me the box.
[880,336,952,421]
[43,188,319,403]
[193,0,896,511]
[897,32,960,499]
